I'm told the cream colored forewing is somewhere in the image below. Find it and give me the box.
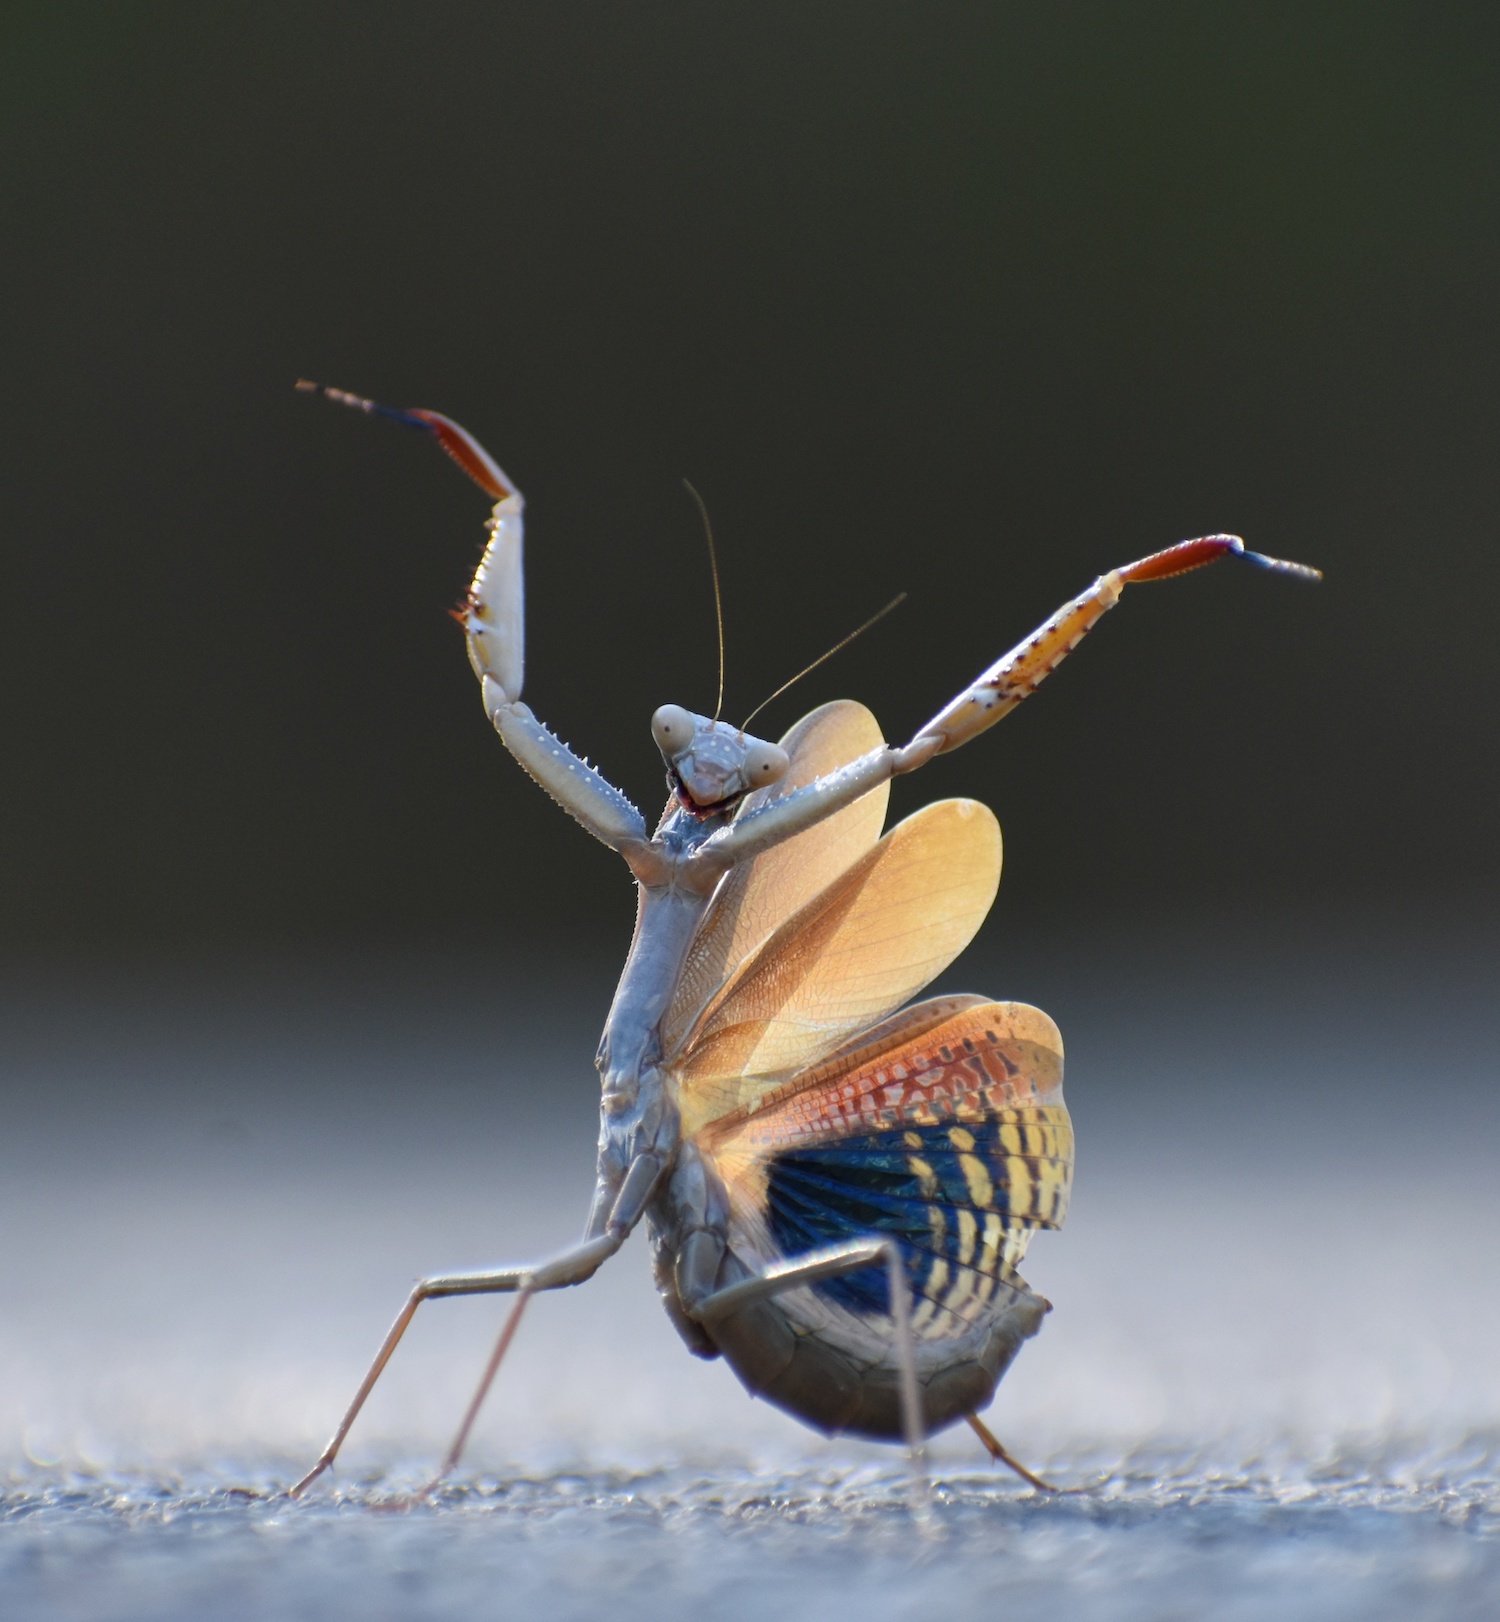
[675,798,1001,1134]
[663,700,889,1054]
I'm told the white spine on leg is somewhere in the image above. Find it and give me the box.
[465,493,526,702]
[491,702,648,851]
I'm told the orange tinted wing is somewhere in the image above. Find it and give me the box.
[675,798,1001,1134]
[664,700,888,1053]
[702,999,1070,1339]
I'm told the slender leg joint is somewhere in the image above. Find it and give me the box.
[606,1153,666,1237]
[891,733,945,775]
[527,1232,620,1291]
[482,676,518,716]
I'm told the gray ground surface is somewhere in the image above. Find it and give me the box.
[1,917,1495,1618]
[5,1450,1500,1622]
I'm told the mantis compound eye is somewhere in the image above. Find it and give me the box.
[652,704,696,756]
[742,740,790,788]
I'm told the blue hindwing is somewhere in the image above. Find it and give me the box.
[764,1115,1067,1323]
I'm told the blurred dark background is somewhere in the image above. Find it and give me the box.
[0,1,1495,955]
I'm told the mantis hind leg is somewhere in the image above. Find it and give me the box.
[965,1412,1066,1493]
[287,1232,620,1498]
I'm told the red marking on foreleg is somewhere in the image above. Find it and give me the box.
[404,409,516,501]
[295,381,517,501]
[1119,533,1322,584]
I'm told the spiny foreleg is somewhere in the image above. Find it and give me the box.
[901,534,1322,764]
[295,382,651,860]
[702,533,1320,868]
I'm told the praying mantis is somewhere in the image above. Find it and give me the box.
[289,382,1319,1497]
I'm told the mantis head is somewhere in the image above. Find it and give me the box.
[651,706,789,809]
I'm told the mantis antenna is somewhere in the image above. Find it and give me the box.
[681,479,727,723]
[740,591,907,734]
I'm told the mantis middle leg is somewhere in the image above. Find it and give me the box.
[694,1238,929,1479]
